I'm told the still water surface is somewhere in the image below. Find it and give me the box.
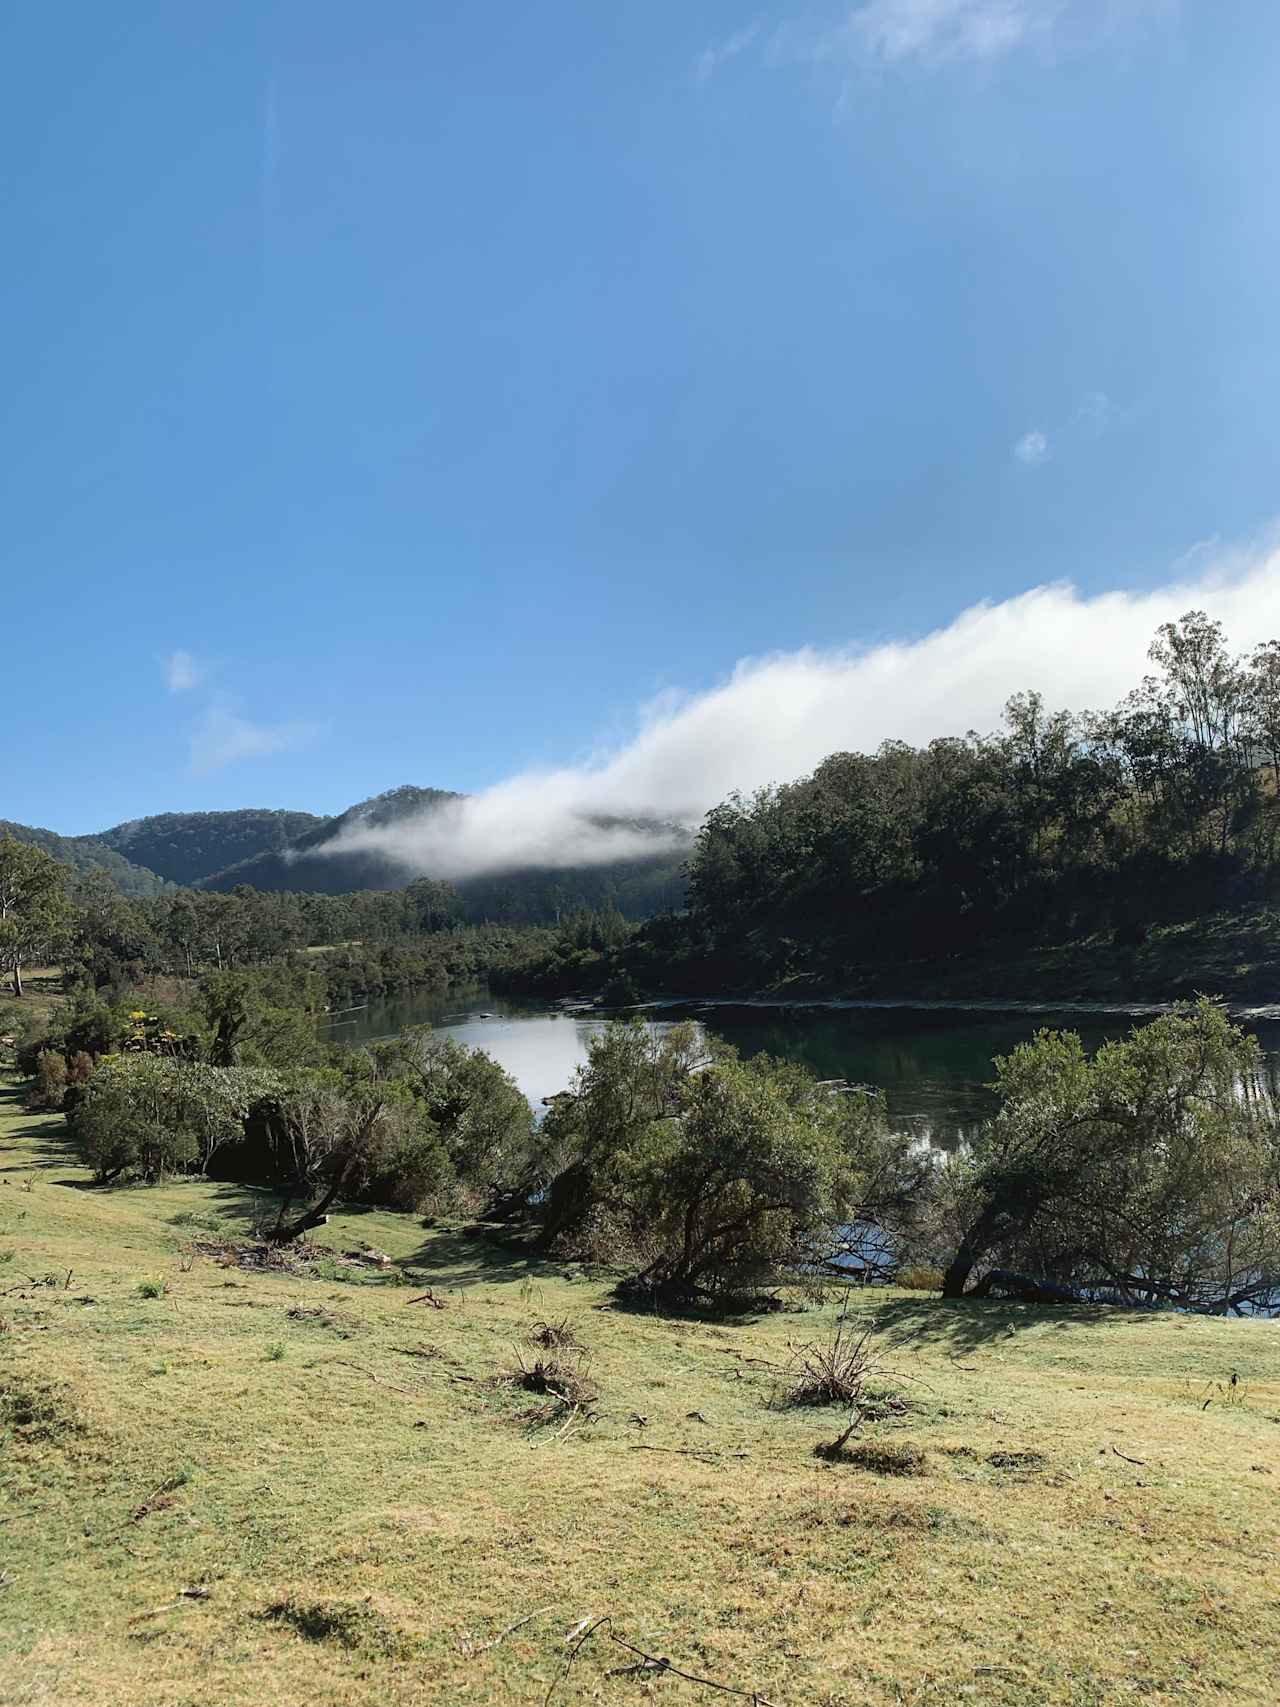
[327,986,1280,1149]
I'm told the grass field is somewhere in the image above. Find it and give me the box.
[2,1078,1278,1707]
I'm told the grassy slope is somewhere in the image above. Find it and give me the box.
[2,1085,1278,1707]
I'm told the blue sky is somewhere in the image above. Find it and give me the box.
[5,1,1280,839]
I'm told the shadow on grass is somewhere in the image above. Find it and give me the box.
[396,1223,557,1288]
[0,1084,83,1174]
[867,1294,1152,1355]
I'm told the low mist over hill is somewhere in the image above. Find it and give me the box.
[188,785,690,921]
[5,786,690,926]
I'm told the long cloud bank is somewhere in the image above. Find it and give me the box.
[327,543,1280,881]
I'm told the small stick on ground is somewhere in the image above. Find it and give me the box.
[126,1586,210,1625]
[126,1475,186,1527]
[1111,1445,1146,1466]
[459,1604,554,1657]
[406,1290,447,1308]
[331,1360,421,1398]
[628,1444,749,1462]
[543,1614,781,1707]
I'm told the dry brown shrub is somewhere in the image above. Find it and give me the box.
[505,1351,598,1409]
[782,1316,877,1408]
[528,1315,581,1351]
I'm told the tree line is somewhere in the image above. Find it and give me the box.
[18,989,1280,1317]
[618,612,1280,990]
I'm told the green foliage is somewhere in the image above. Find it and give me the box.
[368,1027,535,1201]
[930,998,1280,1311]
[95,809,325,887]
[627,611,1280,993]
[24,1049,68,1112]
[542,1021,915,1301]
[0,833,73,997]
[0,818,167,899]
[70,1054,285,1183]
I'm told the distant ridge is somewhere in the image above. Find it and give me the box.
[95,809,326,888]
[191,787,463,894]
[0,819,170,899]
[7,786,688,922]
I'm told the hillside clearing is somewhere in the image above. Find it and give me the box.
[2,1081,1277,1707]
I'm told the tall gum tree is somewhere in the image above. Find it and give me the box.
[0,834,71,998]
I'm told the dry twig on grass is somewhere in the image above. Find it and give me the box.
[127,1586,210,1625]
[458,1604,554,1657]
[127,1474,186,1526]
[628,1444,750,1462]
[544,1614,781,1707]
[1111,1445,1146,1466]
[331,1360,421,1398]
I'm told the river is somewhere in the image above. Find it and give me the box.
[324,986,1280,1149]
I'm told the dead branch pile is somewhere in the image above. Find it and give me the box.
[505,1351,599,1410]
[529,1316,581,1351]
[192,1239,322,1275]
[781,1316,877,1408]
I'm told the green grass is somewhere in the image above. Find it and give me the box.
[2,1078,1278,1706]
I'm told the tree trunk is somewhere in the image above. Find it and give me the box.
[941,1207,1004,1298]
[941,1245,980,1298]
[270,1159,353,1243]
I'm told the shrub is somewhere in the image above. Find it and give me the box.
[25,1050,68,1112]
[67,1050,95,1086]
[895,1265,943,1292]
[782,1316,877,1408]
[543,1021,921,1304]
[529,1315,582,1351]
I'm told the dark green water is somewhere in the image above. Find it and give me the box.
[326,986,1280,1148]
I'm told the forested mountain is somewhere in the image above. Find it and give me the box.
[7,785,688,928]
[0,819,169,899]
[192,785,690,919]
[191,786,464,893]
[95,809,324,887]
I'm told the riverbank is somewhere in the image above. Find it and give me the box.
[634,908,1280,1012]
[4,1081,1278,1706]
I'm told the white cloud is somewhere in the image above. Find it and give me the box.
[189,700,318,775]
[770,0,1173,72]
[695,22,763,84]
[1014,429,1050,465]
[165,649,203,694]
[327,538,1280,882]
[850,0,1051,64]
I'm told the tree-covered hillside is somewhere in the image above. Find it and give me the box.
[193,785,689,918]
[191,786,462,893]
[616,612,1280,994]
[96,809,325,887]
[0,819,168,899]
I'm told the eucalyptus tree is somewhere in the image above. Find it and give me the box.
[0,834,71,998]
